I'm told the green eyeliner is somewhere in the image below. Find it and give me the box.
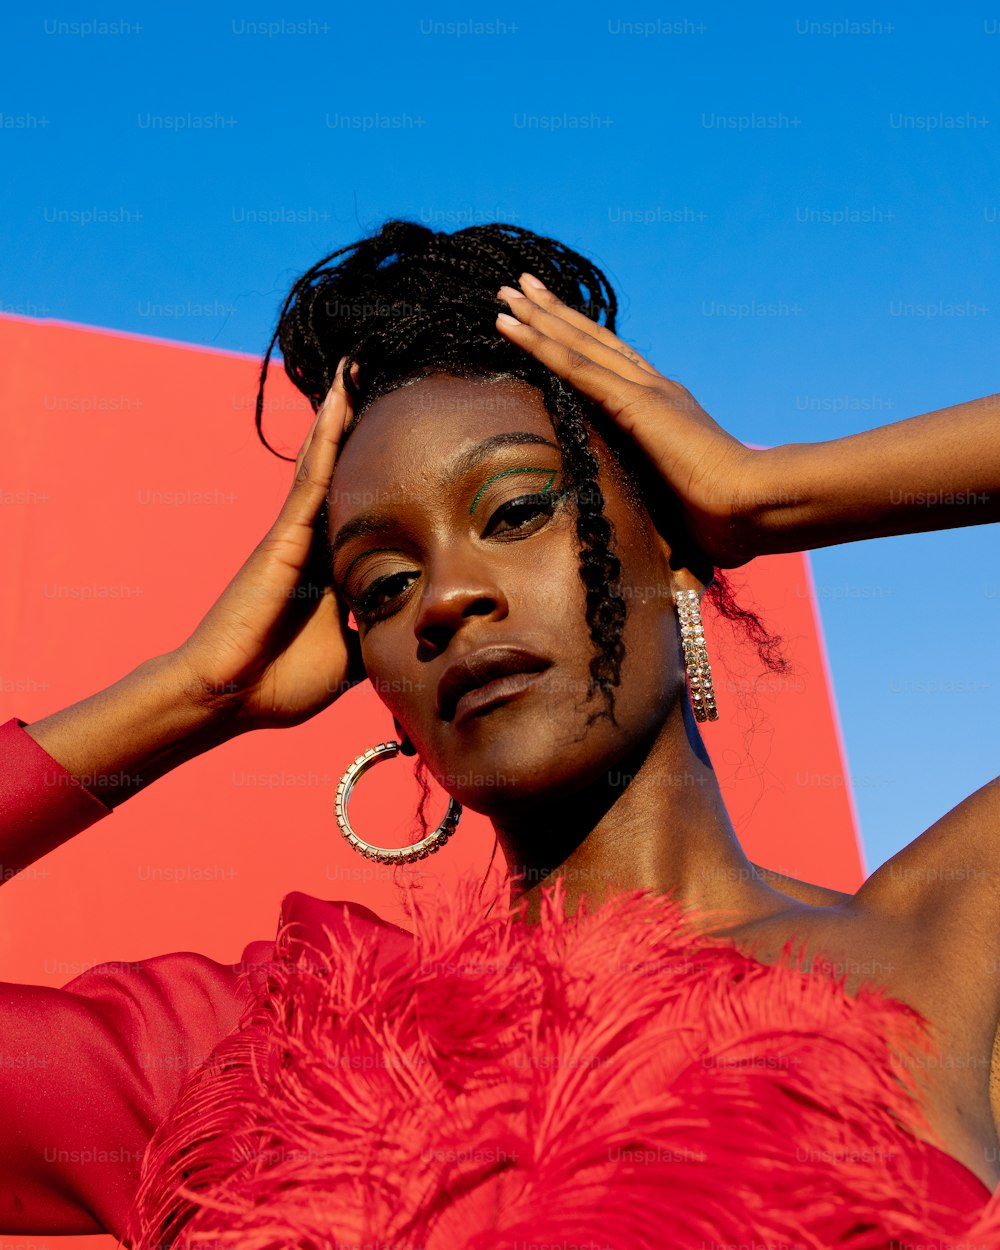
[469,465,558,516]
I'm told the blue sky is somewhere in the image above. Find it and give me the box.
[3,3,997,873]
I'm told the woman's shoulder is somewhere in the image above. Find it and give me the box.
[710,891,1000,1193]
[850,773,1000,955]
[753,778,1000,1088]
[846,782,1000,1096]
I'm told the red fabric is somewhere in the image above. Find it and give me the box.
[1,715,996,1248]
[128,871,1000,1249]
[0,716,274,1237]
[0,934,276,1236]
[0,716,113,878]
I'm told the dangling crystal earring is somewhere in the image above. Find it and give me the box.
[335,741,463,864]
[675,588,719,722]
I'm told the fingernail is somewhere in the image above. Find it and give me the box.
[498,285,526,301]
[520,272,546,291]
[496,312,521,328]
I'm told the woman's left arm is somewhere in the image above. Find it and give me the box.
[744,394,1000,557]
[493,274,999,566]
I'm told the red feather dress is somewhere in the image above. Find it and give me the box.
[2,716,998,1249]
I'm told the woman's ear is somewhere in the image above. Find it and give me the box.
[645,515,715,598]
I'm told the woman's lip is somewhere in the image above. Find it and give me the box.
[452,670,548,727]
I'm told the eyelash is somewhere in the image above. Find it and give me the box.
[351,491,564,625]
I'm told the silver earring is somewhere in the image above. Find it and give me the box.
[335,741,462,864]
[674,589,719,722]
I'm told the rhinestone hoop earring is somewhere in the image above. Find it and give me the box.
[675,589,719,722]
[335,741,463,864]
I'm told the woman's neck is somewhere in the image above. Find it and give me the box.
[492,699,795,927]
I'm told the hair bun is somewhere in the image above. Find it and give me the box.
[255,218,618,432]
[358,219,438,270]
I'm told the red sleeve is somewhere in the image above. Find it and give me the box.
[0,937,276,1239]
[0,716,113,882]
[0,716,277,1239]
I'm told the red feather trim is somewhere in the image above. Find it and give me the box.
[125,869,1000,1249]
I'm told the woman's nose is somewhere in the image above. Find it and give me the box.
[412,558,508,654]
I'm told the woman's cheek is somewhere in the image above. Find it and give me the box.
[535,534,592,621]
[359,636,399,710]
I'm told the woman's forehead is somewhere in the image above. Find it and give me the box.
[334,374,560,479]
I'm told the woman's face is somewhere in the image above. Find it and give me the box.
[326,372,690,818]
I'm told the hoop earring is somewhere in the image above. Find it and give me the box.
[674,589,719,722]
[335,741,462,864]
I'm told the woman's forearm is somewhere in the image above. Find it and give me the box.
[22,652,242,812]
[1,654,242,884]
[744,393,1000,557]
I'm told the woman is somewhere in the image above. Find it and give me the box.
[2,219,999,1248]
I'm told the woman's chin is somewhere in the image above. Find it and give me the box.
[433,734,621,821]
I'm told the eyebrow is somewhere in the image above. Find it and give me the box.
[329,431,562,567]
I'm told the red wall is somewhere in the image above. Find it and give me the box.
[0,312,863,1246]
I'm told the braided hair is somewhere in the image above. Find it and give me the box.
[253,219,788,836]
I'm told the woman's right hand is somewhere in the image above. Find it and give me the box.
[170,357,366,732]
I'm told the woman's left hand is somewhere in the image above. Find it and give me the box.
[494,273,767,570]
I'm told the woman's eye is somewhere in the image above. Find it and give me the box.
[354,571,418,621]
[483,491,562,538]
